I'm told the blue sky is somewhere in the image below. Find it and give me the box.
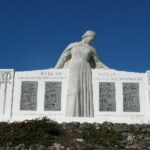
[0,0,150,72]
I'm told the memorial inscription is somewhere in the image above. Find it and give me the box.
[123,83,140,112]
[44,82,62,111]
[99,82,116,111]
[20,81,38,111]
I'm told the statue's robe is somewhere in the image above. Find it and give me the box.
[55,42,108,69]
[55,42,109,117]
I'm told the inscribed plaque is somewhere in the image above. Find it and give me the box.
[99,82,116,111]
[44,82,62,111]
[20,81,38,110]
[123,83,140,112]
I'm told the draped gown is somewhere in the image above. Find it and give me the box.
[55,42,108,117]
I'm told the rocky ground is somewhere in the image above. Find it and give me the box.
[0,118,150,150]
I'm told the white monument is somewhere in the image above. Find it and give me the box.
[0,30,150,124]
[55,31,108,117]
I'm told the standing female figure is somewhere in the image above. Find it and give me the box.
[55,30,108,117]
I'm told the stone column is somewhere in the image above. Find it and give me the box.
[0,69,14,121]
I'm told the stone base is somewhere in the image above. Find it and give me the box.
[0,69,150,124]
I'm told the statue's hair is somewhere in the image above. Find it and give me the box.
[82,30,96,39]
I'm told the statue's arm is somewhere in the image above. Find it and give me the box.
[55,46,72,69]
[92,49,109,69]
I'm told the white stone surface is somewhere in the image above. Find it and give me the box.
[12,69,69,121]
[55,30,108,118]
[1,30,150,124]
[146,71,150,122]
[0,69,14,121]
[92,69,147,124]
[0,68,150,124]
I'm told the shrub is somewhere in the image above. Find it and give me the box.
[81,124,123,146]
[0,117,63,147]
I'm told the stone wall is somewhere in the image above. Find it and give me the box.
[0,69,14,121]
[0,69,150,124]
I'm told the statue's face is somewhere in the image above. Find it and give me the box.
[84,35,95,44]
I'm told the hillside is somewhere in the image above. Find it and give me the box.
[0,117,150,150]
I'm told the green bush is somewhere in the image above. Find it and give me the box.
[0,117,63,147]
[81,124,123,146]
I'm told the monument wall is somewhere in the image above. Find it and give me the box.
[0,68,150,123]
[147,71,150,122]
[0,69,14,121]
[1,30,149,123]
[92,70,148,124]
[12,69,69,121]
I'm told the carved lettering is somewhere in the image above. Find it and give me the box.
[44,82,61,111]
[99,82,116,111]
[20,81,38,110]
[123,83,140,112]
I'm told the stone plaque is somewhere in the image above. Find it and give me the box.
[123,83,140,112]
[44,82,62,111]
[99,82,116,111]
[20,81,38,110]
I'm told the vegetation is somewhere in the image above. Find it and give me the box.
[0,117,63,147]
[0,118,150,149]
[81,124,123,146]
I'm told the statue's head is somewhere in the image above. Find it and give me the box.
[82,30,96,44]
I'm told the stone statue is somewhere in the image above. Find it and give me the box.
[55,30,109,117]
